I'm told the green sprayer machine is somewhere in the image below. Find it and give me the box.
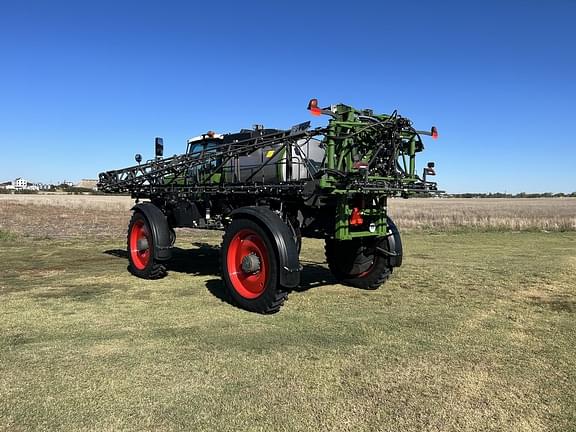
[98,100,439,313]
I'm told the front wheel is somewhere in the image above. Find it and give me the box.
[325,236,394,290]
[221,218,287,313]
[127,211,167,279]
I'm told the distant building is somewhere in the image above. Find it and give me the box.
[14,178,27,189]
[76,179,98,191]
[0,178,42,191]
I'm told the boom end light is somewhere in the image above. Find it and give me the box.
[307,98,321,116]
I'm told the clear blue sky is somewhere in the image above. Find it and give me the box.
[1,0,574,193]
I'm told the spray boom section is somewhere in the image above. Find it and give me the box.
[305,99,438,193]
[99,100,439,198]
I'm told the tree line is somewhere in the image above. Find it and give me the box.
[446,192,576,198]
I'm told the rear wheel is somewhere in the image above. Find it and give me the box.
[127,212,166,279]
[221,218,287,313]
[325,236,393,290]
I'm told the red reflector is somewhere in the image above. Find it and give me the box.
[431,126,438,139]
[350,207,364,226]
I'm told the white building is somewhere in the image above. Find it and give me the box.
[14,178,27,189]
[0,178,41,191]
[76,179,98,191]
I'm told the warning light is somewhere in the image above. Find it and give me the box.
[307,98,321,116]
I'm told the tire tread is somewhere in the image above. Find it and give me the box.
[221,219,288,314]
[325,239,393,290]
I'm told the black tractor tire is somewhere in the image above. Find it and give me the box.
[325,236,393,290]
[221,218,288,313]
[127,211,167,279]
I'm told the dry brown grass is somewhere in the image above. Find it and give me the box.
[0,194,133,210]
[0,195,574,239]
[389,197,576,231]
[0,194,133,239]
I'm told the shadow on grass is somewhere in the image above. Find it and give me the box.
[35,284,116,301]
[527,295,575,313]
[294,260,337,292]
[204,262,336,308]
[104,243,336,308]
[104,243,221,276]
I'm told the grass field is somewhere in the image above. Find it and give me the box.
[1,196,575,431]
[1,195,575,238]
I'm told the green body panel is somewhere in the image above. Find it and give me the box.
[335,197,388,240]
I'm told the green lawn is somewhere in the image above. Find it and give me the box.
[1,231,575,431]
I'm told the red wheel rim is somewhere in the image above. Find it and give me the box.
[129,219,151,270]
[227,228,269,299]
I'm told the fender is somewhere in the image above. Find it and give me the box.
[131,203,172,261]
[230,207,301,288]
[385,216,403,268]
